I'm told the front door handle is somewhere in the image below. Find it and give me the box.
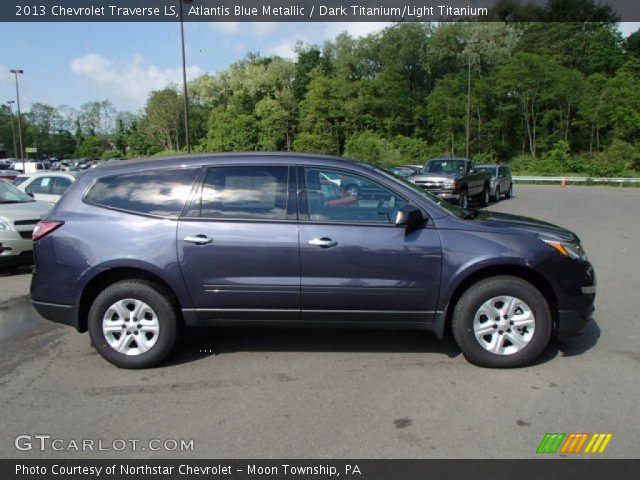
[308,237,338,248]
[184,235,213,245]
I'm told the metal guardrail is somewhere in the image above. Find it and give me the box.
[514,176,640,184]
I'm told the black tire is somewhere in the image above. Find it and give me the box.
[491,186,500,202]
[88,280,179,369]
[451,276,552,368]
[478,186,490,207]
[505,183,513,199]
[458,189,469,209]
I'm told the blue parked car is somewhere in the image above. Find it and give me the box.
[31,153,595,369]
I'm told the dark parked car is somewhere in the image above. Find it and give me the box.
[475,164,514,202]
[410,158,492,208]
[31,153,596,369]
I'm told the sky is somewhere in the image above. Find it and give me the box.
[0,21,638,115]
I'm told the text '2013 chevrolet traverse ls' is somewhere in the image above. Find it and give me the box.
[31,153,595,369]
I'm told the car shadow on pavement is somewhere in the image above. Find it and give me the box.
[0,266,32,277]
[166,318,600,368]
[532,318,601,366]
[166,327,462,367]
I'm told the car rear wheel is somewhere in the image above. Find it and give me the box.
[505,183,513,199]
[491,186,500,202]
[451,276,552,368]
[88,280,179,369]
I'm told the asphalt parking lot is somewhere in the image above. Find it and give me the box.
[1,185,639,459]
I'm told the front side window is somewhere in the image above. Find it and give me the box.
[85,168,199,217]
[189,166,289,220]
[304,168,408,224]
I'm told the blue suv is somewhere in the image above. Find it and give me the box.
[31,153,596,368]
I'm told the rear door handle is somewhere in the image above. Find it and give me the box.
[308,237,338,248]
[184,235,213,245]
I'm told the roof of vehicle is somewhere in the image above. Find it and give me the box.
[18,171,81,179]
[86,152,371,177]
[427,157,471,162]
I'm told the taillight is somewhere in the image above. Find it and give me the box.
[33,220,64,241]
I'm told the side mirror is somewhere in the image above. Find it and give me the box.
[394,204,425,229]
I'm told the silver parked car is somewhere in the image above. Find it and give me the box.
[474,164,514,202]
[0,180,53,268]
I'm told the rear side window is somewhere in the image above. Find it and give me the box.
[26,177,54,194]
[188,166,289,220]
[85,168,199,218]
[52,177,72,195]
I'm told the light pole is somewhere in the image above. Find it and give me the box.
[5,101,18,159]
[179,0,193,153]
[10,69,24,160]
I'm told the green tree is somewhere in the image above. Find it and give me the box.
[344,131,401,167]
[77,135,107,158]
[144,88,183,151]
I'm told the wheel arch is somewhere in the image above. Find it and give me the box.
[76,266,184,333]
[439,264,558,338]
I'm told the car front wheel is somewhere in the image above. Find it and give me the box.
[452,276,552,368]
[88,280,179,369]
[458,189,469,209]
[491,186,500,202]
[478,187,490,207]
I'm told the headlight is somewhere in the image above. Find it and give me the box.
[443,179,456,189]
[0,218,12,231]
[542,239,587,261]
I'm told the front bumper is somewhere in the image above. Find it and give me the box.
[417,187,459,202]
[556,303,594,339]
[0,231,35,267]
[554,263,596,339]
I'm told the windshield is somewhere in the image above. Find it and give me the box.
[371,165,473,219]
[422,159,467,175]
[0,179,35,203]
[12,177,28,187]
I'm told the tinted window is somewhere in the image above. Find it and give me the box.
[304,168,407,224]
[476,166,497,175]
[423,160,467,174]
[52,177,72,195]
[189,166,289,220]
[85,168,199,217]
[26,177,54,194]
[12,177,28,187]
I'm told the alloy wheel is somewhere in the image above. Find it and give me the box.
[472,295,535,355]
[102,298,160,355]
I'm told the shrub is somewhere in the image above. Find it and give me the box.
[343,131,401,167]
[586,140,639,177]
[101,149,124,160]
